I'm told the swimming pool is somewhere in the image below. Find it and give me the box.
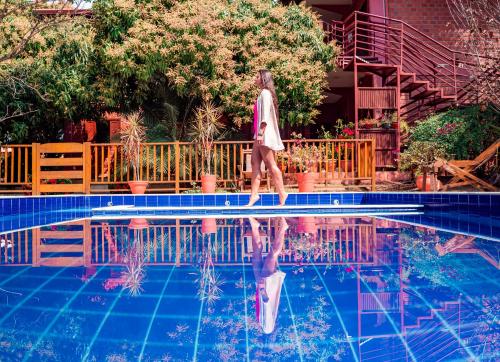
[0,193,498,361]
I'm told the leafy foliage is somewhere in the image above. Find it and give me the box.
[94,0,337,127]
[399,141,446,174]
[409,105,500,160]
[0,16,101,143]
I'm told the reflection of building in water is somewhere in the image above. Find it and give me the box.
[356,221,497,361]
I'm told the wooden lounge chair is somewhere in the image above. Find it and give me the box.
[238,148,271,192]
[436,235,499,269]
[435,138,499,191]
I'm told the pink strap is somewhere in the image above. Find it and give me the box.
[253,100,258,138]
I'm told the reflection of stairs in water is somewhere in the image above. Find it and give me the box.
[405,301,461,362]
[34,221,85,266]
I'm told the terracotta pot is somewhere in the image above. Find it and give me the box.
[201,218,217,234]
[340,160,352,172]
[296,172,318,192]
[201,174,217,193]
[128,180,148,194]
[128,218,149,230]
[416,175,441,191]
[297,217,317,234]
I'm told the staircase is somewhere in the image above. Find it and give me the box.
[404,301,462,361]
[326,11,499,167]
[329,12,498,121]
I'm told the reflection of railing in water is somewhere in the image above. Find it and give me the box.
[91,218,377,266]
[0,229,32,265]
[1,218,378,266]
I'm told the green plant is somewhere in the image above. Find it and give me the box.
[410,105,500,159]
[189,102,224,176]
[380,112,397,129]
[318,125,334,139]
[333,118,355,139]
[289,132,321,173]
[399,141,446,175]
[120,111,146,181]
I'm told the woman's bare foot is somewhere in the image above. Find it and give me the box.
[248,216,261,230]
[279,217,289,231]
[279,192,288,206]
[247,194,260,206]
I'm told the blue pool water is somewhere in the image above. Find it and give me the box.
[0,211,499,361]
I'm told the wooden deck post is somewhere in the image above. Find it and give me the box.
[83,142,91,194]
[174,141,180,193]
[31,143,40,195]
[371,138,376,191]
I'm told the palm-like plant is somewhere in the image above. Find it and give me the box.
[189,102,223,176]
[121,111,146,182]
[196,236,224,305]
[122,230,145,296]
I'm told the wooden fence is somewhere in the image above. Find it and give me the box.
[0,139,376,194]
[0,218,376,267]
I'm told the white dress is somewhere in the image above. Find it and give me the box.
[255,89,285,151]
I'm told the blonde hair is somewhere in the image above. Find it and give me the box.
[259,69,279,121]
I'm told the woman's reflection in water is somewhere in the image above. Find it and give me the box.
[248,216,288,334]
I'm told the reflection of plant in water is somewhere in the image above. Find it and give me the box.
[122,232,145,296]
[400,229,474,288]
[195,236,224,305]
[469,294,500,356]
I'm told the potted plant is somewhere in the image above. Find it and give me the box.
[318,126,336,171]
[276,150,290,173]
[190,102,224,193]
[399,141,446,191]
[121,111,148,194]
[359,118,380,129]
[289,133,321,192]
[380,112,397,130]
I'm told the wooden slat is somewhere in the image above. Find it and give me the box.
[39,183,84,193]
[40,170,83,179]
[40,244,83,253]
[39,257,84,266]
[40,230,84,239]
[40,157,83,166]
[39,143,83,153]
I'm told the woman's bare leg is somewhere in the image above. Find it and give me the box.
[248,142,262,206]
[259,146,288,206]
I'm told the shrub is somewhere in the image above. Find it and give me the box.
[410,105,500,159]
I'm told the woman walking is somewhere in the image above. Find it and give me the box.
[247,69,288,206]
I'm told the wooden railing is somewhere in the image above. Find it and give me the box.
[1,217,376,266]
[0,138,376,194]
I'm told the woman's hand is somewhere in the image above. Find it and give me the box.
[257,134,264,144]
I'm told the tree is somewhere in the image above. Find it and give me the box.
[0,0,89,124]
[0,16,101,143]
[446,0,500,109]
[93,0,338,128]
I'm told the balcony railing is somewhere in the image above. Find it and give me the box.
[330,11,498,99]
[0,138,376,194]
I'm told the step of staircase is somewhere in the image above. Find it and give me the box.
[386,72,414,86]
[401,80,429,93]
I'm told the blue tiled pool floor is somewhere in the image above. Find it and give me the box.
[0,215,498,361]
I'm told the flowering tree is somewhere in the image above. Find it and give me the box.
[94,0,338,127]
